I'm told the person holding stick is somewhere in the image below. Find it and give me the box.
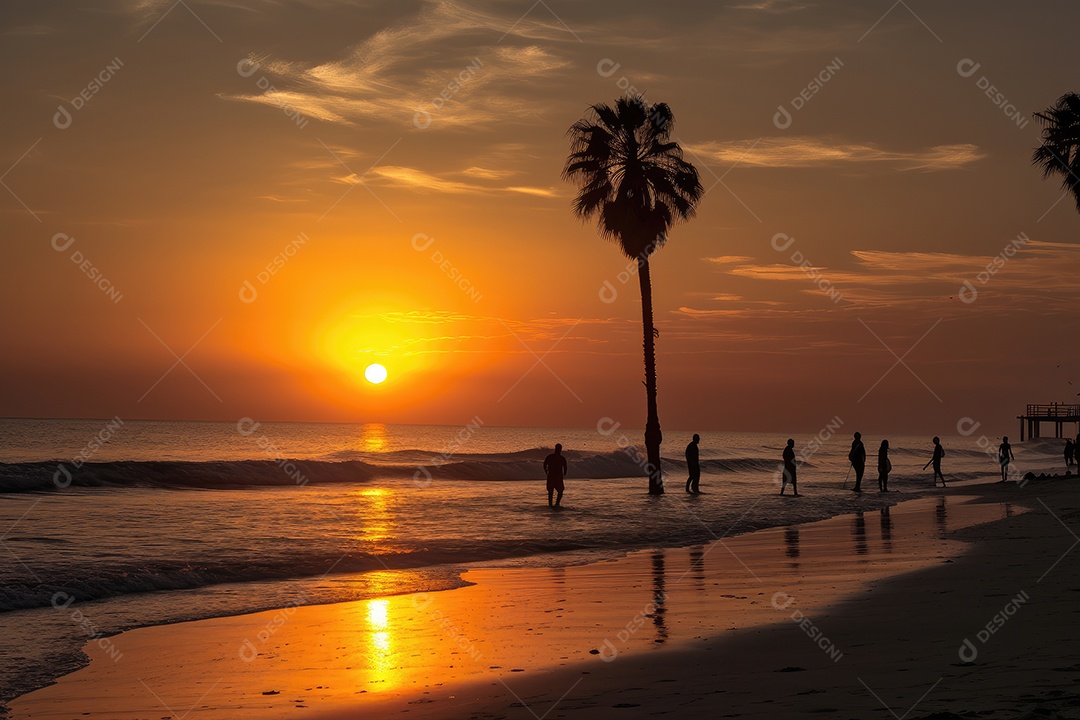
[923,436,946,487]
[849,432,866,492]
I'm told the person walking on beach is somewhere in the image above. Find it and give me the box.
[923,436,946,487]
[685,433,701,493]
[1065,438,1075,471]
[543,443,568,507]
[849,432,867,492]
[877,439,891,492]
[998,436,1015,483]
[780,438,799,496]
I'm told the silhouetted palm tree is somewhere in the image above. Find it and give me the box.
[1033,93,1080,212]
[563,95,703,495]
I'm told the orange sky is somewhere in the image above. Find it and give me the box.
[2,0,1079,434]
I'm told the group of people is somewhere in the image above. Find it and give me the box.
[845,432,902,493]
[1064,435,1080,472]
[843,433,949,492]
[763,432,1016,493]
[541,429,1038,505]
[848,432,1019,488]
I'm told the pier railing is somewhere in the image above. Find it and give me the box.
[1025,404,1080,418]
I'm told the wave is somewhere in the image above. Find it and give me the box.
[0,460,374,492]
[0,452,787,492]
[0,539,595,614]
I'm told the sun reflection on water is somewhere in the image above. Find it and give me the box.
[364,598,394,688]
[358,423,389,453]
[356,487,393,545]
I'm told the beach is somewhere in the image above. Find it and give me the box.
[10,476,1078,719]
[7,1,1080,716]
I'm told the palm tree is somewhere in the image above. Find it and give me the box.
[1033,93,1080,212]
[563,95,703,495]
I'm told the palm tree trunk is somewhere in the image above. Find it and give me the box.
[638,257,664,494]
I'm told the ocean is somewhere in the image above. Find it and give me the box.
[0,418,1067,708]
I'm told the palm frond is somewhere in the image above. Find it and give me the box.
[1033,93,1080,212]
[562,94,703,259]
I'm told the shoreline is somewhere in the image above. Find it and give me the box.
[0,471,967,711]
[10,477,1062,719]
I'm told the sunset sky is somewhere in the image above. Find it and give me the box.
[2,0,1078,434]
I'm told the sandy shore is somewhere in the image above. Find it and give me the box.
[11,480,1080,719]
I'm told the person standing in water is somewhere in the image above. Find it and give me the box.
[543,443,568,507]
[685,434,701,493]
[923,436,946,487]
[998,436,1015,483]
[849,432,867,492]
[1065,438,1075,472]
[878,440,891,492]
[780,438,799,496]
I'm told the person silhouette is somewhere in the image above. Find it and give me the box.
[1065,438,1075,471]
[543,443,568,507]
[849,432,867,492]
[780,438,799,496]
[923,436,946,487]
[1074,434,1080,471]
[685,433,701,493]
[877,439,891,492]
[998,436,1015,483]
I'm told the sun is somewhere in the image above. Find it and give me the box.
[364,363,388,384]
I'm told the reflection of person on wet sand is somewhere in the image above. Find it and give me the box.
[543,443,568,507]
[852,511,868,555]
[780,439,799,496]
[650,552,668,643]
[879,507,893,551]
[784,527,800,559]
[849,432,866,493]
[923,436,946,487]
[998,437,1015,483]
[685,434,701,493]
[688,546,706,586]
[877,440,891,492]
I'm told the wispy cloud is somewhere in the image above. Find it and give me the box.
[705,255,755,264]
[368,165,557,197]
[221,1,573,129]
[727,0,811,13]
[687,137,986,170]
[708,240,1080,311]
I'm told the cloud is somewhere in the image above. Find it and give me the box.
[222,1,573,129]
[727,0,811,13]
[461,167,516,180]
[3,24,55,36]
[687,137,986,170]
[713,239,1080,311]
[256,195,308,203]
[369,165,557,197]
[705,255,755,264]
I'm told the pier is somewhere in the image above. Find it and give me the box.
[1017,403,1080,441]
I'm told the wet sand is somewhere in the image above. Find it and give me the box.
[11,481,1079,719]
